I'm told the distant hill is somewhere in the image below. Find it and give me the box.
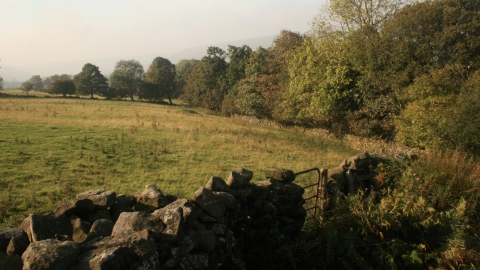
[4,35,276,80]
[134,35,276,68]
[0,65,33,82]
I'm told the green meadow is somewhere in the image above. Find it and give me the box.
[0,96,356,227]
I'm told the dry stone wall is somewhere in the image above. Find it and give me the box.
[0,167,306,270]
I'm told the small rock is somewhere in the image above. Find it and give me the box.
[0,228,26,253]
[265,168,296,183]
[205,176,229,192]
[84,219,114,242]
[6,236,29,256]
[225,168,253,189]
[135,184,168,212]
[70,216,91,243]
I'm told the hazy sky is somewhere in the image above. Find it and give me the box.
[1,0,324,68]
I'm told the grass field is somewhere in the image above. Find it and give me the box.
[0,97,356,228]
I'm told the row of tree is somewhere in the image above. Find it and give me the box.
[18,57,176,103]
[175,0,480,155]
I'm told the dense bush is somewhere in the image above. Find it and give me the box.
[245,151,480,269]
[396,67,480,155]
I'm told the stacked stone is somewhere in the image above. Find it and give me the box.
[200,168,306,250]
[0,168,307,270]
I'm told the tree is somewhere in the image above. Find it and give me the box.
[138,81,161,102]
[180,61,205,106]
[175,59,200,98]
[28,75,43,91]
[313,0,411,34]
[74,63,108,98]
[144,57,176,104]
[44,74,71,90]
[21,81,34,96]
[48,78,76,97]
[275,36,361,128]
[225,45,252,92]
[230,31,303,119]
[109,59,144,101]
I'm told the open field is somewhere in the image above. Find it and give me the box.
[0,97,356,227]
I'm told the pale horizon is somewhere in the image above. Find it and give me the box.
[1,0,325,80]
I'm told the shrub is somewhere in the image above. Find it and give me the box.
[396,66,480,156]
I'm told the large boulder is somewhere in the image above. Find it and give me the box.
[76,189,116,210]
[192,187,226,220]
[135,184,168,212]
[167,198,203,228]
[153,206,185,243]
[29,213,73,242]
[225,168,253,189]
[21,239,79,270]
[53,199,95,217]
[80,230,157,261]
[111,212,165,238]
[71,246,136,270]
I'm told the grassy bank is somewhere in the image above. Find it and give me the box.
[0,97,355,227]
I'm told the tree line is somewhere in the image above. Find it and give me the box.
[177,0,480,156]
[14,0,480,155]
[18,57,176,104]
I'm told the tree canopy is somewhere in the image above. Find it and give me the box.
[48,78,76,97]
[109,59,144,101]
[74,63,108,98]
[144,57,176,104]
[21,81,34,96]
